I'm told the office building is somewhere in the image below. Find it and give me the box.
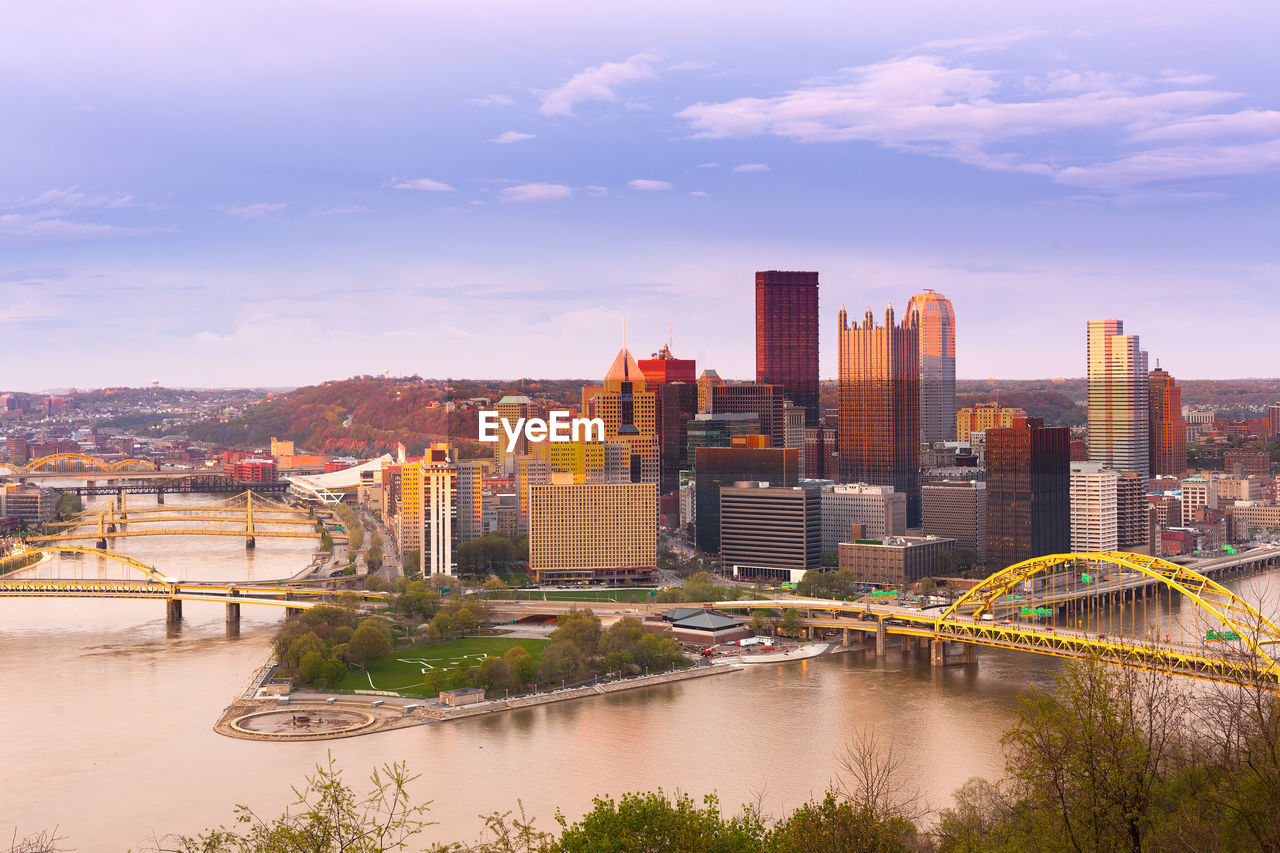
[0,484,57,525]
[654,382,699,493]
[956,403,1027,441]
[783,401,806,476]
[696,369,723,414]
[693,441,799,553]
[493,395,534,476]
[229,458,278,482]
[638,343,696,387]
[1117,471,1148,551]
[528,482,657,584]
[1231,505,1280,541]
[1223,449,1270,479]
[755,270,819,426]
[1148,366,1186,477]
[686,413,762,467]
[394,444,455,576]
[1268,404,1280,439]
[1070,462,1119,552]
[514,455,550,534]
[712,383,786,447]
[720,482,822,582]
[804,425,838,480]
[586,347,659,484]
[1087,319,1150,481]
[1181,476,1217,515]
[821,483,907,553]
[837,304,922,525]
[986,417,1070,568]
[906,290,957,443]
[922,480,987,564]
[455,460,484,544]
[837,535,956,586]
[1147,494,1182,529]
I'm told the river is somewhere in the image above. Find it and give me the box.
[2,493,1275,850]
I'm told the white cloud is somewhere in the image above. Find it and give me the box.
[393,178,456,192]
[466,94,515,107]
[539,52,661,117]
[216,202,287,219]
[0,212,165,241]
[585,186,609,196]
[487,130,536,144]
[500,183,572,202]
[911,27,1046,55]
[628,179,672,191]
[312,204,371,216]
[689,191,709,197]
[675,52,1280,195]
[667,60,712,72]
[696,162,719,169]
[9,186,137,210]
[732,163,770,172]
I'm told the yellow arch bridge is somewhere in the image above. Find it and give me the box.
[28,491,345,550]
[1,452,158,475]
[714,551,1280,688]
[0,546,386,625]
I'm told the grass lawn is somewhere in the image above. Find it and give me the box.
[513,589,655,603]
[336,636,547,695]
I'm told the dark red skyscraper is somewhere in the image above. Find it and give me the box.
[756,270,819,426]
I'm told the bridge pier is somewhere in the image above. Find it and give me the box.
[245,537,256,550]
[96,537,108,550]
[931,639,975,667]
[165,598,183,624]
[842,627,851,647]
[875,620,887,657]
[156,489,165,504]
[226,602,241,625]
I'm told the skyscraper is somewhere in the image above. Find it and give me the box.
[838,303,922,526]
[1148,365,1186,477]
[586,347,659,483]
[755,270,819,426]
[1087,319,1150,482]
[711,383,786,447]
[906,290,956,443]
[986,417,1069,569]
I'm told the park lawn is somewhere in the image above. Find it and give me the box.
[336,636,547,695]
[513,589,654,603]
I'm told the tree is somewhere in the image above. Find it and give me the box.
[54,491,82,521]
[157,755,431,852]
[347,620,393,668]
[749,610,770,635]
[482,577,512,600]
[554,790,767,853]
[402,548,421,574]
[769,790,917,853]
[319,658,347,687]
[298,650,325,684]
[549,609,602,657]
[504,646,537,688]
[779,608,805,638]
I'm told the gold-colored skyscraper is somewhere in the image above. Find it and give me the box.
[528,481,657,584]
[586,347,658,483]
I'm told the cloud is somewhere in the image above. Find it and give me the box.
[696,162,719,168]
[312,204,372,216]
[732,163,770,172]
[585,186,609,196]
[393,178,456,192]
[911,27,1046,55]
[0,213,167,241]
[539,52,660,117]
[466,93,515,106]
[667,60,712,72]
[8,186,137,210]
[500,183,572,202]
[628,179,672,191]
[216,202,287,219]
[487,130,536,144]
[689,191,709,197]
[675,51,1280,195]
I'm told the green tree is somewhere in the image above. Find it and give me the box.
[549,608,602,657]
[162,755,431,852]
[402,548,421,573]
[504,646,537,688]
[346,620,393,668]
[319,658,347,687]
[54,491,83,521]
[554,790,767,853]
[769,790,916,853]
[298,650,325,684]
[779,608,805,638]
[482,577,512,599]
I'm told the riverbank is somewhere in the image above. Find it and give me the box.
[216,663,742,741]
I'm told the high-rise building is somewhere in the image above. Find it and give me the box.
[922,480,988,564]
[956,403,1028,441]
[693,441,799,553]
[755,270,819,426]
[455,460,484,544]
[586,347,659,484]
[528,482,657,584]
[986,417,1069,568]
[1116,471,1148,551]
[638,343,696,388]
[1148,366,1186,477]
[1087,319,1150,482]
[1070,462,1119,552]
[1268,403,1280,439]
[514,455,550,534]
[687,413,762,467]
[1223,448,1270,479]
[696,369,723,414]
[804,426,837,480]
[820,483,906,552]
[837,304,922,526]
[493,395,534,476]
[906,290,956,444]
[654,382,698,493]
[720,483,822,582]
[783,401,806,476]
[396,444,455,576]
[711,383,786,447]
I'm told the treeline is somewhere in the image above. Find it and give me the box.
[273,606,393,688]
[653,571,746,603]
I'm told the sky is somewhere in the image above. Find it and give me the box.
[2,0,1278,390]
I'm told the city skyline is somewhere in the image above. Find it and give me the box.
[3,1,1279,390]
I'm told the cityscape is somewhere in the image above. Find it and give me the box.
[4,2,1280,852]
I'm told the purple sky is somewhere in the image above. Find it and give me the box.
[2,1,1278,389]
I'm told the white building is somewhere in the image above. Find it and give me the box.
[1070,462,1118,552]
[820,483,906,553]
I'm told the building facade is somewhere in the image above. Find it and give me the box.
[1087,319,1150,481]
[587,347,659,484]
[820,483,907,553]
[956,403,1027,442]
[1148,367,1186,477]
[528,482,657,584]
[906,290,956,444]
[693,442,799,553]
[986,418,1070,569]
[755,270,819,426]
[720,482,822,582]
[711,383,786,448]
[1070,462,1119,552]
[837,535,956,586]
[922,479,987,564]
[837,304,922,526]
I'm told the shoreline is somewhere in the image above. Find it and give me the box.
[216,661,742,741]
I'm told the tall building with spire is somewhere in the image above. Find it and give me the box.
[585,347,658,483]
[1148,364,1186,477]
[838,303,922,526]
[756,270,820,426]
[1087,319,1150,482]
[906,290,956,444]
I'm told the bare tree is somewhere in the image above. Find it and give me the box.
[835,726,928,824]
[7,828,66,853]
